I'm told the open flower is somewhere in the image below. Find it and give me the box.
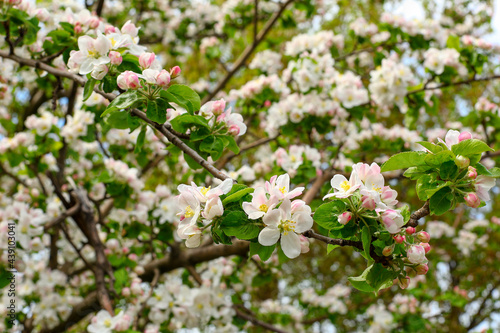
[265,174,304,200]
[258,199,313,258]
[75,32,111,74]
[242,187,279,219]
[474,175,496,201]
[324,173,362,200]
[178,178,232,203]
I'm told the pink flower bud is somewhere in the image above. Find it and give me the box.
[170,66,181,77]
[109,51,123,65]
[415,263,429,275]
[212,99,226,115]
[35,8,50,22]
[134,265,145,275]
[228,124,240,136]
[128,253,138,261]
[464,192,481,208]
[338,211,353,225]
[139,52,156,69]
[420,242,431,253]
[88,17,100,29]
[122,247,130,254]
[416,231,430,243]
[381,209,404,234]
[458,131,472,142]
[156,70,171,87]
[405,227,416,235]
[361,195,377,210]
[382,245,394,256]
[105,25,117,34]
[299,235,310,253]
[467,166,477,179]
[121,20,139,37]
[264,100,272,107]
[407,245,427,264]
[121,287,131,297]
[394,234,405,244]
[106,238,119,250]
[398,277,410,289]
[74,23,83,34]
[455,155,470,169]
[117,71,141,90]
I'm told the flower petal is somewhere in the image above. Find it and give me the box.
[280,232,301,258]
[258,227,280,246]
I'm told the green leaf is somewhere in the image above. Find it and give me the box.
[219,135,240,154]
[361,226,372,261]
[451,139,493,157]
[146,99,167,124]
[200,136,224,160]
[403,165,433,180]
[400,205,410,223]
[313,201,347,230]
[83,78,97,102]
[102,90,141,117]
[429,186,453,216]
[446,35,460,50]
[106,111,130,129]
[417,141,443,154]
[170,114,210,132]
[424,150,454,167]
[366,263,397,291]
[0,268,13,289]
[380,151,427,172]
[475,163,500,178]
[348,265,375,292]
[222,187,254,205]
[211,227,232,245]
[127,112,141,133]
[134,125,147,154]
[252,272,273,287]
[416,173,438,201]
[249,242,275,261]
[439,160,459,180]
[220,211,261,240]
[327,244,340,254]
[161,85,201,114]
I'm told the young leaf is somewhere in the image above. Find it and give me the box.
[83,78,97,102]
[429,186,453,216]
[361,226,372,261]
[313,201,347,230]
[451,139,494,157]
[417,141,443,154]
[101,90,141,117]
[249,242,275,262]
[222,187,254,205]
[146,99,167,124]
[161,85,201,114]
[134,125,147,154]
[380,151,427,172]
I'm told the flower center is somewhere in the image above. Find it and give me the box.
[104,318,112,328]
[259,204,268,212]
[200,186,211,196]
[185,206,195,218]
[340,181,351,191]
[279,219,296,235]
[279,186,286,194]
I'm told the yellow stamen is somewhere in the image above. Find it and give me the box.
[340,181,351,192]
[279,186,286,194]
[200,186,211,196]
[185,206,195,218]
[259,204,269,212]
[279,219,296,235]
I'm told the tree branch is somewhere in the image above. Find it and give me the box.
[302,229,362,249]
[403,201,430,228]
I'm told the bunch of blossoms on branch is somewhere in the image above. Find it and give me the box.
[243,174,313,259]
[322,163,431,288]
[176,179,233,248]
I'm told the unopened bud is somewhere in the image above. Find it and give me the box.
[416,231,430,243]
[382,245,394,256]
[467,166,477,179]
[361,195,377,210]
[338,211,353,225]
[398,276,410,289]
[170,66,181,77]
[458,131,472,142]
[394,234,406,244]
[405,227,416,235]
[420,242,431,253]
[415,263,429,275]
[455,155,470,169]
[464,192,481,208]
[405,266,417,278]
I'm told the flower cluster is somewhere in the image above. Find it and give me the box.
[198,99,247,136]
[242,174,313,258]
[423,48,465,76]
[176,179,233,248]
[274,145,321,177]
